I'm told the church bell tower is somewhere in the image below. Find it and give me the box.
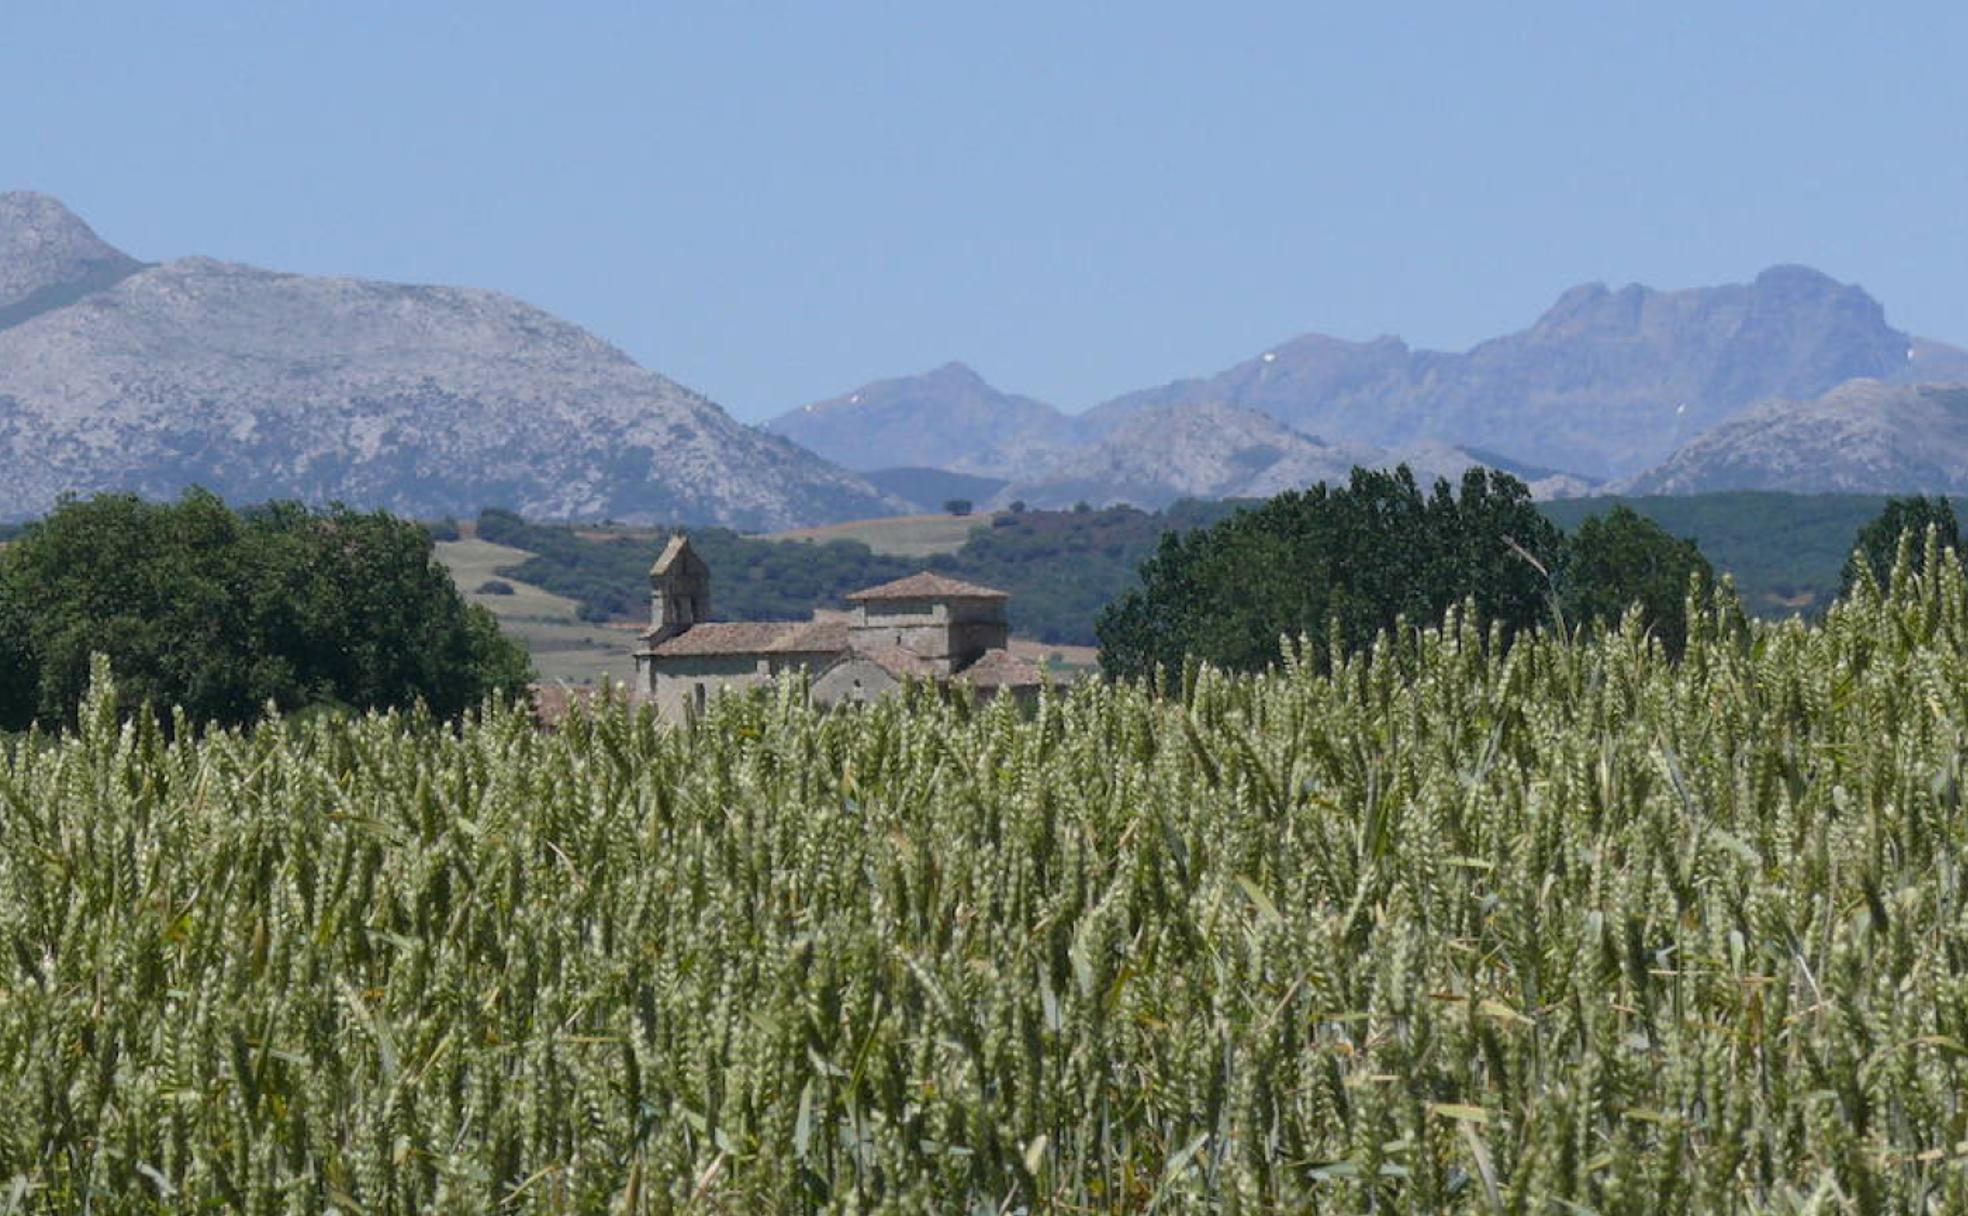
[646,533,711,646]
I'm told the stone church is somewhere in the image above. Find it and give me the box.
[633,535,1045,715]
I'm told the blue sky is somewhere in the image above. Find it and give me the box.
[6,3,1965,420]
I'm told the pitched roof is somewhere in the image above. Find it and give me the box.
[645,622,799,656]
[771,619,850,653]
[528,682,600,726]
[956,647,1044,689]
[650,534,706,578]
[847,571,1010,602]
[644,618,852,658]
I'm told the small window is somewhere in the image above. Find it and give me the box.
[693,682,707,713]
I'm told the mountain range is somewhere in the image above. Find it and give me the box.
[771,267,1968,509]
[6,190,1968,528]
[0,192,902,528]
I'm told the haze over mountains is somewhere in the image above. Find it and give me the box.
[5,190,1968,529]
[1623,381,1968,495]
[774,266,1968,510]
[768,361,1080,480]
[0,192,902,528]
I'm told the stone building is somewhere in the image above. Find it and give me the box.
[633,535,1045,715]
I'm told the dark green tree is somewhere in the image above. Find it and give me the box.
[0,490,532,728]
[0,576,33,732]
[1559,505,1714,657]
[1838,495,1961,597]
[1096,466,1562,684]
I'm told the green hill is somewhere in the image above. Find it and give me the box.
[1537,492,1949,615]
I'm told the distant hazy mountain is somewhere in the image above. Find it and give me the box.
[765,361,1083,477]
[1089,266,1929,480]
[989,402,1541,511]
[1620,381,1968,495]
[0,192,903,528]
[862,467,1010,513]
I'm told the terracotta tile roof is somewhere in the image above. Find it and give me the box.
[646,621,800,656]
[529,682,600,726]
[847,571,1010,601]
[769,619,850,653]
[956,647,1045,689]
[643,618,852,658]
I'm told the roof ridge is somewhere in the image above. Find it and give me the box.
[847,570,1010,601]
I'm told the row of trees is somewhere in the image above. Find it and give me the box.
[0,491,531,731]
[3,477,1954,728]
[1096,465,1958,682]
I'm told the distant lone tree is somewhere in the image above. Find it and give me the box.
[1839,495,1962,597]
[1558,505,1713,657]
[943,498,974,517]
[1096,466,1562,684]
[0,490,532,730]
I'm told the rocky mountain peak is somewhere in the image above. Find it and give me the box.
[0,190,142,315]
[1086,265,1921,480]
[1750,263,1844,297]
[924,360,985,385]
[765,362,1080,476]
[0,193,904,528]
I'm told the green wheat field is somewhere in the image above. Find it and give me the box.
[7,549,1968,1211]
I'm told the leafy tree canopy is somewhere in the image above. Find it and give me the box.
[1839,495,1962,597]
[1558,505,1714,657]
[0,490,531,731]
[1095,466,1563,683]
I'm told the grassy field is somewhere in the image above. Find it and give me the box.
[7,557,1968,1208]
[435,538,638,686]
[766,511,994,557]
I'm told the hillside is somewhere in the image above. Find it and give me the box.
[1536,491,1930,614]
[0,192,903,529]
[432,535,638,686]
[1619,381,1968,496]
[471,502,1244,646]
[1087,265,1932,480]
[994,403,1589,511]
[478,487,1926,658]
[860,467,1010,513]
[771,266,1958,503]
[994,402,1395,510]
[764,361,1081,477]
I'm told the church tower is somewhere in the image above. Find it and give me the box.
[645,533,711,646]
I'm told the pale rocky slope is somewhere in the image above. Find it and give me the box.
[0,193,903,528]
[989,402,1571,511]
[1620,381,1968,495]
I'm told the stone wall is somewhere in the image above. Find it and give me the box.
[647,655,769,718]
[810,657,902,708]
